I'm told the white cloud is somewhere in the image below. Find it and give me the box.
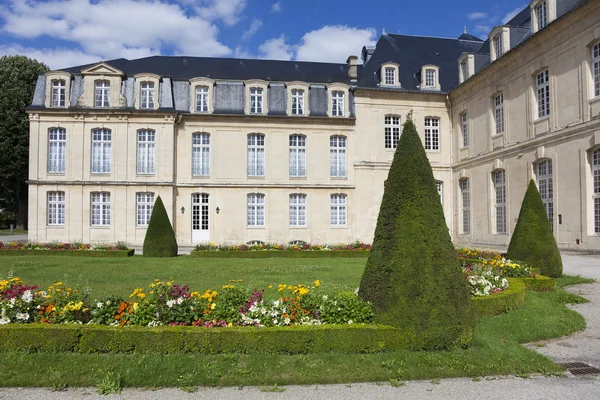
[0,44,104,70]
[271,2,282,12]
[258,35,293,60]
[502,7,523,24]
[295,26,376,63]
[467,12,487,20]
[242,19,263,41]
[474,25,491,34]
[196,0,247,26]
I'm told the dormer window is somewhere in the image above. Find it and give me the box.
[530,0,556,33]
[535,1,547,29]
[460,61,468,82]
[291,89,305,115]
[189,77,215,114]
[385,67,395,85]
[244,80,269,115]
[286,82,310,116]
[489,27,509,62]
[494,35,503,58]
[420,65,440,91]
[327,83,350,118]
[94,80,110,107]
[250,87,263,114]
[331,91,345,117]
[140,82,155,109]
[51,80,66,107]
[380,63,400,87]
[458,53,475,84]
[425,69,436,87]
[196,86,210,113]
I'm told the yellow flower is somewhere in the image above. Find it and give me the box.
[268,285,273,289]
[133,302,139,311]
[210,303,216,310]
[314,280,321,287]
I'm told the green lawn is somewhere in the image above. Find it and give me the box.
[0,229,27,236]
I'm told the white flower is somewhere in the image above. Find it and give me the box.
[21,290,33,303]
[16,312,29,321]
[284,317,291,325]
[272,300,280,308]
[8,298,16,308]
[106,300,111,306]
[0,309,9,325]
[166,299,176,308]
[348,320,353,324]
[97,302,103,308]
[176,297,184,305]
[322,295,328,300]
[354,288,359,296]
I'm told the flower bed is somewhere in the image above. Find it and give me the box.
[191,241,371,258]
[0,242,134,257]
[471,278,526,317]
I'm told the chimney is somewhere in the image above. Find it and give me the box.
[346,55,358,83]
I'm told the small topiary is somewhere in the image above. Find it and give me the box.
[143,196,178,257]
[507,179,562,278]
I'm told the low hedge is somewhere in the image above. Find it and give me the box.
[519,275,555,292]
[190,250,369,258]
[0,249,135,257]
[472,278,526,317]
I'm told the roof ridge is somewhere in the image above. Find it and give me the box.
[130,55,347,67]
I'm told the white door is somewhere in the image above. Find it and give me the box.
[192,193,209,243]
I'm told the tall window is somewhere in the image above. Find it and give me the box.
[330,135,347,177]
[250,87,263,114]
[436,181,443,205]
[460,179,470,234]
[247,134,265,176]
[289,194,307,226]
[537,160,554,229]
[460,60,468,82]
[140,82,155,109]
[330,194,347,226]
[47,191,65,226]
[192,133,210,176]
[51,80,66,107]
[535,1,547,29]
[424,117,440,151]
[494,34,503,58]
[494,94,504,135]
[536,70,550,118]
[384,116,400,149]
[384,67,395,85]
[91,192,110,226]
[136,192,154,227]
[331,91,345,117]
[461,112,469,147]
[137,129,155,174]
[593,43,600,98]
[94,80,110,107]
[289,135,306,177]
[592,149,600,233]
[247,193,265,226]
[195,86,210,112]
[291,89,304,115]
[48,128,66,173]
[425,69,436,87]
[91,128,111,173]
[494,170,507,234]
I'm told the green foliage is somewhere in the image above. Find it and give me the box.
[190,250,369,258]
[143,196,178,257]
[358,116,474,350]
[470,279,526,317]
[507,180,563,278]
[0,249,134,257]
[96,370,122,395]
[520,276,555,292]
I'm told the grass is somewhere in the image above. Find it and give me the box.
[0,229,27,236]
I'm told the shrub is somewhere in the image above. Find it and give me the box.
[471,278,526,317]
[357,115,474,350]
[507,180,563,278]
[143,196,178,257]
[520,275,556,292]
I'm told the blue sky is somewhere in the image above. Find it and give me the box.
[0,0,527,69]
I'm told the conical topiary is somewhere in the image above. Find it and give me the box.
[358,115,474,350]
[507,179,562,277]
[143,196,178,257]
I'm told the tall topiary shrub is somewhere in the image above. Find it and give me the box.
[143,196,178,257]
[358,115,474,350]
[507,180,562,277]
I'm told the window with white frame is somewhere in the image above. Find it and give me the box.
[47,191,65,226]
[195,86,210,113]
[461,112,469,147]
[535,1,547,30]
[537,160,554,229]
[140,82,155,109]
[137,129,155,174]
[494,170,507,234]
[94,80,110,107]
[460,179,470,234]
[424,117,440,151]
[91,128,111,173]
[289,135,306,177]
[90,192,110,226]
[330,135,347,177]
[536,70,550,118]
[384,67,395,85]
[330,194,347,226]
[493,34,503,59]
[331,91,345,117]
[250,87,263,114]
[436,181,443,205]
[291,89,305,115]
[247,193,265,226]
[136,192,154,227]
[247,134,265,176]
[48,128,66,173]
[384,115,400,149]
[192,132,210,176]
[460,60,468,82]
[289,194,307,226]
[592,43,599,98]
[494,94,504,135]
[51,80,66,107]
[425,69,436,87]
[592,149,600,233]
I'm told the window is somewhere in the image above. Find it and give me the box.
[384,116,400,149]
[493,34,503,59]
[289,135,306,177]
[51,80,66,107]
[593,149,600,233]
[460,60,468,82]
[535,1,547,30]
[136,192,154,226]
[592,43,599,98]
[140,82,155,109]
[47,191,65,226]
[330,136,347,177]
[436,181,443,205]
[137,129,155,174]
[250,87,263,114]
[536,70,550,118]
[494,170,507,234]
[425,69,436,87]
[330,194,347,226]
[247,193,265,226]
[247,134,265,177]
[460,179,470,234]
[424,117,440,151]
[195,86,210,112]
[94,80,110,107]
[192,133,210,176]
[289,194,307,227]
[291,89,305,115]
[48,128,66,173]
[494,94,504,135]
[91,192,110,226]
[384,67,395,85]
[331,91,345,117]
[91,128,111,173]
[537,160,554,229]
[461,112,469,147]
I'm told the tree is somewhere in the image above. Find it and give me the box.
[0,55,49,229]
[143,196,178,257]
[507,179,563,277]
[358,115,474,350]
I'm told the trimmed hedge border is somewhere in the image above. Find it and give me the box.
[472,278,526,317]
[190,250,369,258]
[520,275,555,292]
[0,249,135,257]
